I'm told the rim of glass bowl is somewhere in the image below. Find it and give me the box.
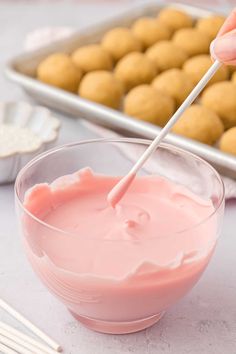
[15,138,225,239]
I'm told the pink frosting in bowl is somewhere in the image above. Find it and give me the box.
[15,139,225,334]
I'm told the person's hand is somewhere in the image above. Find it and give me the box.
[210,8,236,65]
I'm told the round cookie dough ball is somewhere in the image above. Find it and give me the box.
[101,27,142,62]
[220,127,236,156]
[146,40,188,72]
[232,71,236,83]
[152,68,194,106]
[172,28,211,57]
[131,17,172,49]
[196,15,226,40]
[79,71,123,109]
[114,52,157,92]
[71,45,113,73]
[124,85,175,126]
[229,66,236,76]
[183,54,229,86]
[172,104,223,145]
[37,53,82,92]
[202,82,236,129]
[157,7,193,31]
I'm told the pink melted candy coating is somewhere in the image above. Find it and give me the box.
[107,172,136,208]
[23,168,217,325]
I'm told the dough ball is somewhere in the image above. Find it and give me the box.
[71,45,113,73]
[157,7,193,31]
[232,71,236,83]
[172,28,211,56]
[183,54,229,86]
[201,82,236,129]
[101,27,142,62]
[172,104,223,145]
[124,85,175,126]
[229,66,236,75]
[146,40,188,72]
[196,15,226,40]
[79,71,123,109]
[131,17,171,49]
[114,52,157,92]
[220,127,236,156]
[37,53,82,92]
[152,68,194,106]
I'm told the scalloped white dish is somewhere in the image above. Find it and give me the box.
[0,101,60,183]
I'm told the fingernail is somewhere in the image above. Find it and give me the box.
[210,39,218,61]
[210,32,236,63]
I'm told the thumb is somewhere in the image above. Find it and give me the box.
[210,29,236,65]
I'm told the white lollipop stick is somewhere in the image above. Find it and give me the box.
[0,299,61,352]
[0,342,17,354]
[108,60,222,207]
[0,329,44,354]
[0,322,58,354]
[0,335,32,354]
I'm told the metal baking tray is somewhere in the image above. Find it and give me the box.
[5,1,236,179]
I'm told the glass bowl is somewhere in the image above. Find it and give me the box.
[15,138,225,334]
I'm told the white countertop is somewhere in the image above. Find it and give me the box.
[0,1,236,353]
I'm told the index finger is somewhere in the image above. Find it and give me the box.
[217,8,236,36]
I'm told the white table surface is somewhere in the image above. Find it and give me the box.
[0,1,236,353]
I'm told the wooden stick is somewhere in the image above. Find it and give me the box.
[0,322,58,354]
[0,299,61,352]
[0,342,17,354]
[0,334,33,354]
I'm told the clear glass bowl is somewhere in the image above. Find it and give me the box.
[15,139,225,334]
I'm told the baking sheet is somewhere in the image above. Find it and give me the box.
[5,1,236,179]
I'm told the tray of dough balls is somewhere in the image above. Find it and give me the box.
[5,1,236,178]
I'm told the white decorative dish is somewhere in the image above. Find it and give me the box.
[0,101,60,184]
